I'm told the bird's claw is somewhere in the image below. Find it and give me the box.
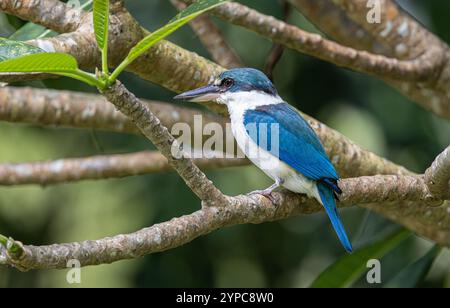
[247,190,278,206]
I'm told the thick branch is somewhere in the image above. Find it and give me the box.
[0,0,86,33]
[182,0,445,82]
[0,86,224,135]
[0,151,248,186]
[303,115,411,178]
[170,0,242,69]
[102,81,228,206]
[330,0,432,59]
[1,174,447,271]
[339,175,429,204]
[425,146,450,199]
[289,0,450,121]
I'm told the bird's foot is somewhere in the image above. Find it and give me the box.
[247,189,278,205]
[247,178,284,206]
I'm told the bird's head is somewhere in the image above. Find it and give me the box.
[174,68,279,106]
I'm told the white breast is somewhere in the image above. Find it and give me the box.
[224,91,321,201]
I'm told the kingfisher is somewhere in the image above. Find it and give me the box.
[174,68,352,253]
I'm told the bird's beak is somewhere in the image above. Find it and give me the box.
[173,84,221,102]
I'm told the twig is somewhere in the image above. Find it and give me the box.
[265,0,291,81]
[170,0,242,69]
[0,151,248,186]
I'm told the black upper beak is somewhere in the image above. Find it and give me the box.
[173,84,221,102]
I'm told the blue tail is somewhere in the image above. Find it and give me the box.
[317,182,353,253]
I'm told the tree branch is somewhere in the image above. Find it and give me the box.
[3,0,450,121]
[1,173,447,271]
[330,0,433,59]
[0,0,86,33]
[287,0,394,56]
[102,81,228,206]
[264,0,291,81]
[425,146,450,199]
[0,86,224,135]
[0,87,411,180]
[0,151,248,186]
[170,0,242,69]
[16,6,226,114]
[181,0,446,82]
[288,0,450,122]
[303,114,412,178]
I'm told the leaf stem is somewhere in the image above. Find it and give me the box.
[59,69,106,89]
[102,46,109,76]
[109,58,129,83]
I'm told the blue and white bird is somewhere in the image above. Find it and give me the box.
[174,68,352,253]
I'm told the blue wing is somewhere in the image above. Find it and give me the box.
[243,103,338,181]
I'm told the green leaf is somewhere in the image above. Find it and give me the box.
[109,0,229,82]
[0,53,103,88]
[0,37,45,61]
[0,52,78,72]
[93,0,109,50]
[310,230,411,288]
[384,245,441,288]
[93,0,110,73]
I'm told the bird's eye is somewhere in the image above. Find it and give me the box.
[221,78,234,88]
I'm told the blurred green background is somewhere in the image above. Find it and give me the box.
[0,0,449,287]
